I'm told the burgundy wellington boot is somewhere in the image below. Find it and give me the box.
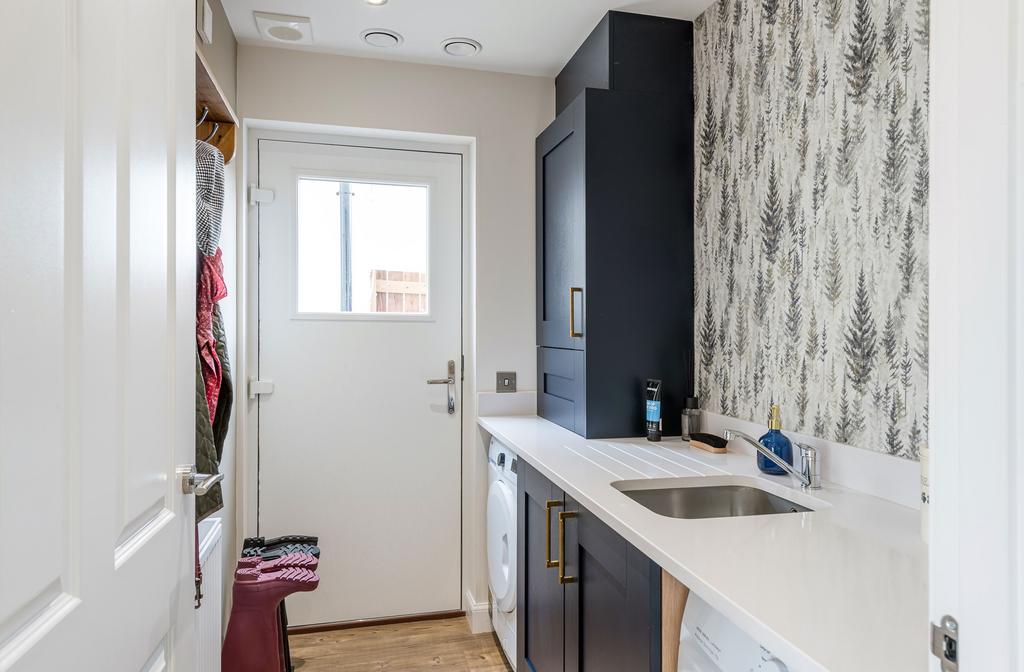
[222,568,319,672]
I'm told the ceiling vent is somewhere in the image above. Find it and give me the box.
[254,12,313,44]
[441,37,482,57]
[361,28,403,48]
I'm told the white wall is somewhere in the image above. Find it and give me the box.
[195,0,237,110]
[236,45,554,623]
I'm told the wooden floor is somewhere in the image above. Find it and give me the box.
[289,616,513,671]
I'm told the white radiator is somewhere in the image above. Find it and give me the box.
[196,516,224,672]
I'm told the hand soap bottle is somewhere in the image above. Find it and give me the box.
[757,404,794,475]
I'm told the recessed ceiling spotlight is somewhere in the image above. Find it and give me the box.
[365,0,388,5]
[441,37,482,57]
[254,12,313,44]
[361,28,403,48]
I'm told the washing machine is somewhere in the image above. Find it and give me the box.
[487,437,518,669]
[678,592,789,671]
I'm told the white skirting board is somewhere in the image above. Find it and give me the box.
[197,517,224,672]
[465,589,492,634]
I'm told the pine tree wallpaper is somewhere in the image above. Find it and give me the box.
[693,0,929,459]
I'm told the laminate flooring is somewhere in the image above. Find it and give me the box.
[288,616,512,671]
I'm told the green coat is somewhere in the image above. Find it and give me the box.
[196,305,232,521]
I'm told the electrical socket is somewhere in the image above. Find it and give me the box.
[496,371,517,393]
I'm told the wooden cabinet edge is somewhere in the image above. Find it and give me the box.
[661,570,689,672]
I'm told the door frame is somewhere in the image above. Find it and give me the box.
[236,120,476,618]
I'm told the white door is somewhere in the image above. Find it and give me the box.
[0,1,198,671]
[929,1,1024,669]
[255,139,463,626]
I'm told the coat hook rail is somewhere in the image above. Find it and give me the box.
[203,122,220,143]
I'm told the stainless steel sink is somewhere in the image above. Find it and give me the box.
[620,484,811,519]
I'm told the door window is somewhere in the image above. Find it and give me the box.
[296,177,429,315]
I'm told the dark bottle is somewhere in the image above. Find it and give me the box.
[645,379,662,442]
[757,404,794,475]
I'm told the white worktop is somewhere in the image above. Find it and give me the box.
[479,415,928,672]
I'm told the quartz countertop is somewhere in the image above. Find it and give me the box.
[478,415,928,672]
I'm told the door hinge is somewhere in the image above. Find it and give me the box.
[931,615,959,671]
[249,184,275,206]
[461,355,465,382]
[248,377,275,400]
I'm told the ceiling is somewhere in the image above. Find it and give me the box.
[221,0,716,77]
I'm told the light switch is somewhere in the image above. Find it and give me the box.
[496,371,517,393]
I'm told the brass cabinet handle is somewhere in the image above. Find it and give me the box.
[545,500,564,568]
[569,287,583,337]
[558,510,578,584]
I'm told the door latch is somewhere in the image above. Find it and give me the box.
[931,615,958,671]
[248,184,275,206]
[248,377,275,400]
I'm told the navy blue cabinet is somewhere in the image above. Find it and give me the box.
[519,460,567,672]
[536,86,693,438]
[555,12,694,116]
[518,460,660,672]
[536,12,694,439]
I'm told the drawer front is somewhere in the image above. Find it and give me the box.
[538,347,586,435]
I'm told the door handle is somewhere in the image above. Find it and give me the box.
[569,287,583,337]
[426,359,457,415]
[544,500,564,568]
[177,465,224,496]
[558,510,578,584]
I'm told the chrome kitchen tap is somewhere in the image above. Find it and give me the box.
[724,429,822,490]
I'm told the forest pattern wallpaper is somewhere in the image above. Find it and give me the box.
[693,0,929,459]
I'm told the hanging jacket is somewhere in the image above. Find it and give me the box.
[197,248,228,421]
[194,139,230,523]
[196,352,224,521]
[196,140,225,256]
[211,303,233,461]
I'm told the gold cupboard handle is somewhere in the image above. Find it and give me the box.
[558,510,577,584]
[545,500,563,568]
[569,287,583,337]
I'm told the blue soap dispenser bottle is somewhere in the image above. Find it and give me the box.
[758,403,794,475]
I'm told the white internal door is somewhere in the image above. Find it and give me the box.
[0,1,197,671]
[928,1,1024,669]
[256,139,463,626]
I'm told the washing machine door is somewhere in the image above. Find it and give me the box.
[486,478,517,613]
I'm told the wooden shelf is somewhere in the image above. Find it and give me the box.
[196,49,237,164]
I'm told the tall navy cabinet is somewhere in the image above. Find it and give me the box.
[537,12,695,439]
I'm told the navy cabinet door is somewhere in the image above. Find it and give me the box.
[518,461,566,672]
[536,96,585,351]
[563,495,661,672]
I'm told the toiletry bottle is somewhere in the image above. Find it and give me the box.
[681,397,701,440]
[645,379,662,442]
[757,404,794,475]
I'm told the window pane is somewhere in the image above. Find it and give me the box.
[296,178,429,314]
